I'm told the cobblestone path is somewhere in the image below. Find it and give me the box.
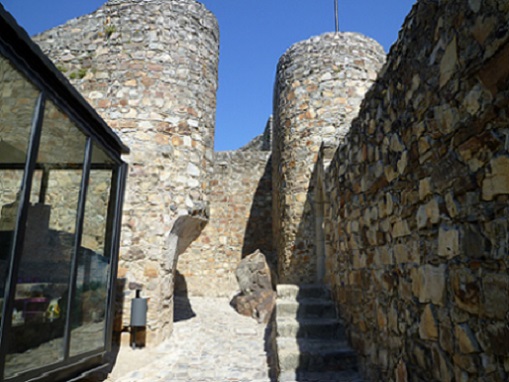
[111,296,273,382]
[99,296,363,382]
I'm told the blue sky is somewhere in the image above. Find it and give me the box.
[2,0,415,151]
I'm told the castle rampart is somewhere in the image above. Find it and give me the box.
[34,0,219,345]
[272,32,385,284]
[27,0,509,379]
[323,1,509,379]
[177,131,274,297]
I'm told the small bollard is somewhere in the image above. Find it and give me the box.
[130,289,147,349]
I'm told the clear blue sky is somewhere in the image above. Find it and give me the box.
[2,0,415,151]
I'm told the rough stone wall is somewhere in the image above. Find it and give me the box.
[272,32,385,284]
[33,0,219,345]
[325,1,509,380]
[177,145,274,297]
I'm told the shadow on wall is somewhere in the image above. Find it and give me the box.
[285,148,361,381]
[241,156,276,279]
[287,157,323,285]
[173,270,196,322]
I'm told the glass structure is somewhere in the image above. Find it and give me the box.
[0,5,128,382]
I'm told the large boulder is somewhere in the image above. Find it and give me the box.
[231,250,276,323]
[236,250,273,294]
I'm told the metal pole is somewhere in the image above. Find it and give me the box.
[334,0,339,33]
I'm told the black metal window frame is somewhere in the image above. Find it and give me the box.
[0,5,128,382]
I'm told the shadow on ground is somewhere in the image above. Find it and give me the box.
[174,270,196,322]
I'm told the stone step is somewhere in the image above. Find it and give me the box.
[276,298,336,319]
[279,369,364,382]
[277,284,331,301]
[277,337,358,373]
[273,284,361,381]
[276,317,345,339]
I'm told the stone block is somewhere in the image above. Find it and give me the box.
[453,354,478,374]
[481,272,509,319]
[419,177,432,200]
[482,156,509,201]
[477,322,509,356]
[388,302,399,334]
[413,264,446,306]
[440,323,454,354]
[395,359,408,382]
[143,263,159,278]
[394,244,410,264]
[374,246,393,266]
[235,250,273,294]
[450,268,480,315]
[444,192,459,218]
[438,226,459,259]
[455,324,480,354]
[392,219,411,238]
[439,37,458,88]
[431,345,453,382]
[419,304,438,340]
[416,198,440,228]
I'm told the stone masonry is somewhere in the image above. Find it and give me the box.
[272,32,385,284]
[34,0,219,345]
[29,0,509,380]
[177,121,274,297]
[323,1,509,380]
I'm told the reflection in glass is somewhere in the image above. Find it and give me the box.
[4,100,86,378]
[70,144,113,356]
[0,53,39,341]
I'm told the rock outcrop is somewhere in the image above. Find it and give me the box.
[231,250,276,324]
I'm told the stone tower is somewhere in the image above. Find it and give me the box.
[34,0,219,345]
[272,32,385,284]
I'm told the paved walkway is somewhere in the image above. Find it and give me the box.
[108,296,274,382]
[93,296,364,382]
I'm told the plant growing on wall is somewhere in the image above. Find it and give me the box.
[104,24,117,38]
[69,68,88,80]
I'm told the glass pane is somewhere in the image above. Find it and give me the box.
[0,53,39,345]
[4,100,86,379]
[70,144,113,356]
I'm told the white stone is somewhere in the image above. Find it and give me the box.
[438,226,459,259]
[88,91,104,99]
[187,163,200,176]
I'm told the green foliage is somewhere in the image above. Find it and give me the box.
[78,68,88,79]
[104,24,117,38]
[56,64,67,73]
[69,68,88,80]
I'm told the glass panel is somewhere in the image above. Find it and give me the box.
[0,53,39,342]
[4,100,86,379]
[70,144,114,356]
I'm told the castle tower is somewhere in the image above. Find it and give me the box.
[272,32,385,284]
[34,0,219,345]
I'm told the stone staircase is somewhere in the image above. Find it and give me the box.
[273,284,364,382]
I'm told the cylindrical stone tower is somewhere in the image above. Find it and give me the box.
[35,0,219,344]
[272,32,385,284]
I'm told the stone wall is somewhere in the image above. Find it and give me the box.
[272,32,385,284]
[324,1,509,380]
[177,141,274,297]
[34,0,219,345]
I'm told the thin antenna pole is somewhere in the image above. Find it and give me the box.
[334,0,339,33]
